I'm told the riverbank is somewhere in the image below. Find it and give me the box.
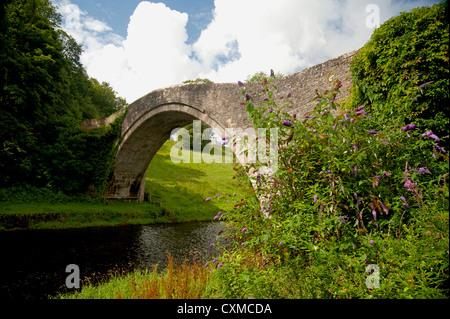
[56,254,209,299]
[0,140,255,231]
[0,201,169,231]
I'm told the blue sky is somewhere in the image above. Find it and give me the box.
[53,0,442,103]
[68,0,215,44]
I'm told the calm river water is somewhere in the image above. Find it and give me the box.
[0,222,225,299]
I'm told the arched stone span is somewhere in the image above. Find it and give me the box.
[108,102,239,201]
[82,50,358,201]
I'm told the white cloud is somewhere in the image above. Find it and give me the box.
[54,0,438,103]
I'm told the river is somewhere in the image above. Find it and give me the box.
[0,222,225,299]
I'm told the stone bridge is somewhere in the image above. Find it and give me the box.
[82,50,357,201]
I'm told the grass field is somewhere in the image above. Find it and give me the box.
[145,140,256,222]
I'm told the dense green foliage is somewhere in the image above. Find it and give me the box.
[0,0,126,194]
[348,2,449,147]
[205,3,449,299]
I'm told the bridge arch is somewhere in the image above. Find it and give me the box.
[107,101,238,201]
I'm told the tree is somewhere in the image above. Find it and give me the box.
[246,70,284,82]
[0,0,127,193]
[349,2,449,147]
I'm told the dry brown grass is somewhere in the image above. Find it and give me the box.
[116,254,209,299]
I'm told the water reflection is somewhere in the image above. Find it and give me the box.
[0,222,225,299]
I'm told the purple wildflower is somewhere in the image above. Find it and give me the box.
[400,196,409,208]
[257,174,261,183]
[339,216,346,224]
[404,179,417,191]
[370,204,377,220]
[241,242,245,246]
[323,111,328,115]
[313,195,318,204]
[287,93,292,98]
[216,194,221,197]
[205,197,211,202]
[352,164,358,177]
[344,114,349,122]
[241,227,248,233]
[402,124,416,131]
[380,202,389,215]
[333,123,338,131]
[305,115,310,118]
[270,69,275,77]
[350,118,355,123]
[282,121,292,127]
[316,98,323,102]
[419,167,431,174]
[356,198,363,208]
[370,240,375,245]
[356,110,367,116]
[435,143,446,153]
[353,193,359,201]
[245,93,250,101]
[279,241,283,247]
[369,130,377,135]
[383,171,391,177]
[293,113,296,119]
[205,263,208,268]
[352,145,358,150]
[263,97,269,102]
[422,131,440,141]
[233,193,236,197]
[238,81,244,87]
[356,105,365,111]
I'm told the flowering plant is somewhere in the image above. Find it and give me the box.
[204,72,448,299]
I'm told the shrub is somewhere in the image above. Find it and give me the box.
[205,66,448,298]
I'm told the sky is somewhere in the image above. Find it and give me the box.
[52,0,442,103]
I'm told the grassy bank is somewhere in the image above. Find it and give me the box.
[0,201,168,231]
[145,140,256,222]
[0,140,255,231]
[56,255,209,299]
